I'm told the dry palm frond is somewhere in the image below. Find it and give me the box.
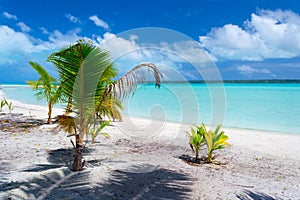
[111,63,163,100]
[56,115,77,136]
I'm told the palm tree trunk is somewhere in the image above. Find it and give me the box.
[47,103,52,124]
[72,135,85,171]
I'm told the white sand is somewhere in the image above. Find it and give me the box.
[0,95,299,199]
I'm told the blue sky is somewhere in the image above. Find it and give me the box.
[0,0,300,83]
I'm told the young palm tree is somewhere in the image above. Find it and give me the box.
[186,124,206,162]
[203,124,230,163]
[48,41,163,171]
[27,61,63,124]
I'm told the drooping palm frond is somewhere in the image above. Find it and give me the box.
[111,63,163,100]
[56,115,77,136]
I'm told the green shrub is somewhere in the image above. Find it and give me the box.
[203,124,230,163]
[88,121,110,144]
[186,124,206,162]
[6,100,13,113]
[0,98,6,112]
[186,122,230,164]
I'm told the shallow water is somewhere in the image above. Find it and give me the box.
[1,83,299,134]
[124,83,300,134]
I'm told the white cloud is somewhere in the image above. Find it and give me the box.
[129,34,138,42]
[200,24,263,61]
[0,25,37,65]
[96,32,215,67]
[161,41,217,64]
[0,25,90,65]
[200,9,300,61]
[66,14,80,23]
[17,22,31,32]
[3,11,17,20]
[237,65,275,77]
[94,33,218,80]
[39,27,49,34]
[96,32,142,61]
[0,26,35,53]
[48,28,81,46]
[41,28,93,50]
[89,15,109,30]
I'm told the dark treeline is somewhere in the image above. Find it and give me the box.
[160,79,300,84]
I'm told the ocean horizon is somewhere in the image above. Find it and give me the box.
[1,82,299,134]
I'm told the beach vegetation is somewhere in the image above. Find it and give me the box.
[93,63,123,121]
[87,119,110,144]
[48,40,162,171]
[0,98,7,112]
[27,61,64,124]
[6,100,13,113]
[186,123,230,164]
[56,115,76,137]
[0,98,13,113]
[186,124,206,162]
[203,124,230,163]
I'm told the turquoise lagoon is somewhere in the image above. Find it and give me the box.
[1,83,299,134]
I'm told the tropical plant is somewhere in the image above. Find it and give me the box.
[87,120,110,144]
[27,61,64,124]
[48,41,163,171]
[0,98,7,112]
[187,122,230,164]
[203,124,230,163]
[6,100,13,113]
[94,63,123,121]
[186,124,206,162]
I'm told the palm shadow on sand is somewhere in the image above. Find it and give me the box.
[88,165,193,199]
[0,144,193,200]
[20,147,99,172]
[237,190,281,200]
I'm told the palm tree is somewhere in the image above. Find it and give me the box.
[48,41,162,171]
[27,61,63,124]
[94,63,123,121]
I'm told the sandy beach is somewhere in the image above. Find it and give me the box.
[0,97,300,200]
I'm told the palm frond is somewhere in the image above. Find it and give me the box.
[111,63,163,100]
[96,96,123,121]
[56,115,77,136]
[48,42,113,140]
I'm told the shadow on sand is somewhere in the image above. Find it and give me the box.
[0,147,192,200]
[236,189,282,200]
[88,165,193,199]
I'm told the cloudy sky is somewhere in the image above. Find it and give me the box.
[0,0,300,83]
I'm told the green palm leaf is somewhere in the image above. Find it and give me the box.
[27,61,62,123]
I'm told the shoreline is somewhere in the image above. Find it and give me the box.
[122,112,300,136]
[1,83,299,135]
[2,91,298,137]
[1,91,300,199]
[3,94,299,160]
